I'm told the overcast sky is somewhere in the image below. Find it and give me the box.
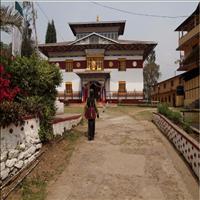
[1,1,198,81]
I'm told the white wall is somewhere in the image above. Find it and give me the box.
[57,68,143,92]
[57,70,81,92]
[106,68,143,91]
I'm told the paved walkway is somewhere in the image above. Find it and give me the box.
[46,108,197,200]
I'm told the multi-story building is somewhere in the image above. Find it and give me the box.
[39,19,156,103]
[175,3,199,107]
[151,74,184,107]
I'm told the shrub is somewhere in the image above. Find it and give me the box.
[157,103,192,134]
[0,101,26,127]
[169,111,182,124]
[157,103,170,116]
[1,55,62,141]
[0,65,21,102]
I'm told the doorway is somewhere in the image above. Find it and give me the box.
[90,81,102,101]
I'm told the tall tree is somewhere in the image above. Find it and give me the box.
[21,2,34,57]
[45,22,51,43]
[143,50,161,101]
[45,20,57,43]
[0,6,23,33]
[51,20,57,43]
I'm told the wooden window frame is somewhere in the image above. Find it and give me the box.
[65,82,73,94]
[65,60,73,72]
[118,81,126,93]
[118,58,126,71]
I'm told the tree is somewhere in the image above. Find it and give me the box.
[0,6,23,33]
[51,20,57,43]
[45,20,57,43]
[21,2,34,57]
[143,50,161,101]
[21,21,34,57]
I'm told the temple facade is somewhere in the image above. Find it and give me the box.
[39,20,156,103]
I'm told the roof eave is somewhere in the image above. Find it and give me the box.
[175,3,199,31]
[68,20,126,36]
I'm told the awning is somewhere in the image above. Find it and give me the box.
[76,71,110,79]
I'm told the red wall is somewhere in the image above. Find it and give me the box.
[50,60,143,70]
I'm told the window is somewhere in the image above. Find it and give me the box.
[118,58,126,71]
[163,83,166,89]
[65,60,73,72]
[118,81,126,93]
[65,82,72,94]
[87,57,104,71]
[171,80,174,87]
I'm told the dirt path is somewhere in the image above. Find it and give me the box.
[46,108,198,200]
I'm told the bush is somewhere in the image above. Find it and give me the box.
[1,55,62,141]
[157,103,192,134]
[0,65,21,102]
[0,101,26,127]
[157,103,170,116]
[169,111,182,124]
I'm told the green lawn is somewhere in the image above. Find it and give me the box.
[64,106,84,114]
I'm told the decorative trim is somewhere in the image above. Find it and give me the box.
[152,112,200,179]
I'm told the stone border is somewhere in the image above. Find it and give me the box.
[1,118,42,183]
[52,115,82,136]
[152,112,200,179]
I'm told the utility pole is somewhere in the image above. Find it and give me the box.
[31,2,38,50]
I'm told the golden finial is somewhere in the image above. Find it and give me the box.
[96,15,100,22]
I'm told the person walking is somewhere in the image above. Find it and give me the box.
[84,89,99,141]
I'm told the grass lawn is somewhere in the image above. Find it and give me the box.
[64,105,84,114]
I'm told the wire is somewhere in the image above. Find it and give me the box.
[92,2,189,19]
[36,2,65,41]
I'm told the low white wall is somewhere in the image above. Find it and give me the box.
[55,99,64,114]
[53,115,82,136]
[0,118,42,182]
[152,113,200,179]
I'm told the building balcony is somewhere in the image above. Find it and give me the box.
[178,24,200,49]
[178,45,199,71]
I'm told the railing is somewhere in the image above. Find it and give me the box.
[179,25,200,47]
[58,90,144,101]
[106,91,143,100]
[58,91,82,101]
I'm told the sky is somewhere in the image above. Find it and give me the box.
[1,1,198,81]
